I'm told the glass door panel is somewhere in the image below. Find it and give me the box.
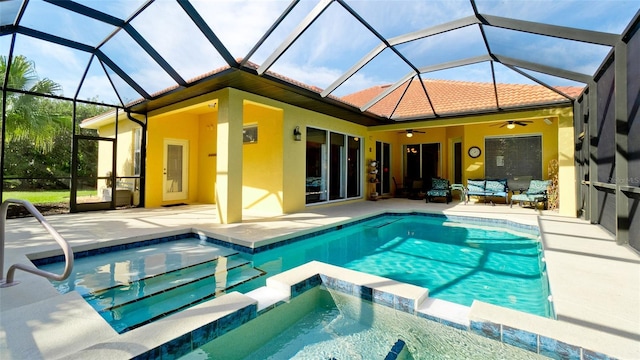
[329,132,345,200]
[347,136,361,198]
[72,137,114,212]
[163,139,189,201]
[305,128,327,204]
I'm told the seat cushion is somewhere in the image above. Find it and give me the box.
[512,193,545,202]
[527,180,551,195]
[511,193,529,202]
[467,179,485,193]
[485,179,507,193]
[427,189,450,197]
[431,178,449,190]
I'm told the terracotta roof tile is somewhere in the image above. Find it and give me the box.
[128,61,583,120]
[341,79,584,118]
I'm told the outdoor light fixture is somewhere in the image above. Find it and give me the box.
[406,130,413,138]
[506,122,516,130]
[293,126,302,141]
[544,118,553,125]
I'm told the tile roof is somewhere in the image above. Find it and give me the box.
[340,79,584,119]
[130,60,583,121]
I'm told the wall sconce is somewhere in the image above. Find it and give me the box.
[293,126,302,141]
[544,118,553,125]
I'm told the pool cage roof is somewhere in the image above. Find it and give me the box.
[1,0,639,125]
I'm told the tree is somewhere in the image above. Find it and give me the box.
[1,54,67,153]
[1,56,109,190]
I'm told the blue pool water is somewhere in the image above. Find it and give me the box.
[39,213,552,333]
[181,287,547,360]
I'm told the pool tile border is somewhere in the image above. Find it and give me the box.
[31,211,541,266]
[245,211,540,254]
[31,232,197,266]
[132,302,258,360]
[130,261,616,360]
[31,212,584,359]
[468,320,616,360]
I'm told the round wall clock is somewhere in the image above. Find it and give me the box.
[468,146,481,158]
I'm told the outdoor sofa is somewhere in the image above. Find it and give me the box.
[466,178,509,205]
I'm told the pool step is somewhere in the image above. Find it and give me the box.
[84,253,242,305]
[364,218,403,229]
[87,255,266,332]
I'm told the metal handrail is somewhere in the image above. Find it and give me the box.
[0,199,74,287]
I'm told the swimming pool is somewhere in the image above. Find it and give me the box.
[38,213,552,333]
[180,287,548,360]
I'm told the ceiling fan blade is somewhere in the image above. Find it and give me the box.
[499,123,507,128]
[514,121,530,126]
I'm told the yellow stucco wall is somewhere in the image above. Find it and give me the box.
[198,111,217,204]
[93,118,142,192]
[367,107,576,216]
[145,111,200,208]
[242,101,284,213]
[213,90,368,214]
[108,88,575,219]
[464,119,557,181]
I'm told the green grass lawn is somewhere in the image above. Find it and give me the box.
[2,190,95,204]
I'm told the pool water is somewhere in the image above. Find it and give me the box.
[40,238,266,333]
[180,287,547,360]
[245,215,551,317]
[40,214,552,333]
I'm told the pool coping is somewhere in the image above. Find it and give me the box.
[2,203,636,359]
[61,260,618,360]
[29,211,540,263]
[32,211,548,357]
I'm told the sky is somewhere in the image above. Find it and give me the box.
[0,0,637,107]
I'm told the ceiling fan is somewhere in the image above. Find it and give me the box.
[398,129,426,138]
[492,120,533,129]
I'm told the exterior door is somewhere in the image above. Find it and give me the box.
[71,135,115,212]
[163,139,189,201]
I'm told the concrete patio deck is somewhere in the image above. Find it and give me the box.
[1,199,638,359]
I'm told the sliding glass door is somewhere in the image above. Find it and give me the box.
[306,127,361,204]
[376,141,391,196]
[404,143,440,190]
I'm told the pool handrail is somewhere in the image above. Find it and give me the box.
[0,199,74,287]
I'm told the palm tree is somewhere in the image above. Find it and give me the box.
[1,54,67,152]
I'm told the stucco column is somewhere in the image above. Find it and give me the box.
[558,110,577,217]
[215,89,243,224]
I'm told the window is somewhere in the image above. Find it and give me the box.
[133,128,142,176]
[306,127,361,204]
[484,135,542,179]
[243,124,258,143]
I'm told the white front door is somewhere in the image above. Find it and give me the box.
[163,139,189,201]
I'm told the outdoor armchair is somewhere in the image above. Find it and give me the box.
[510,179,551,209]
[426,178,452,203]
